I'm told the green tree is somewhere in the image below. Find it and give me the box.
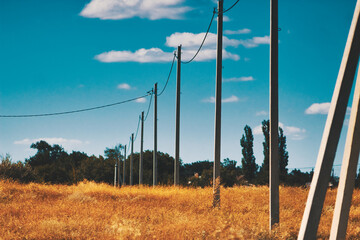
[258,120,289,184]
[0,154,36,183]
[279,127,289,182]
[258,120,270,184]
[240,125,258,182]
[26,141,70,183]
[221,158,242,187]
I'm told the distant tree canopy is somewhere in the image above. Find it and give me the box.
[5,118,358,188]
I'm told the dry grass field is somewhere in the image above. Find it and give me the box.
[1,180,360,239]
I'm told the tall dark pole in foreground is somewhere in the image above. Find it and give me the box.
[153,83,158,186]
[212,0,223,208]
[123,145,126,185]
[174,46,181,186]
[270,0,279,230]
[139,111,144,185]
[130,133,134,186]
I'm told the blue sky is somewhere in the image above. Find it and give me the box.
[0,0,358,175]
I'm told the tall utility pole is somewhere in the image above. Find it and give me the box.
[139,111,144,185]
[298,0,360,238]
[174,46,181,186]
[270,0,279,230]
[212,0,223,208]
[123,145,126,185]
[118,148,121,187]
[130,133,134,186]
[330,67,360,240]
[114,162,117,187]
[153,83,158,186]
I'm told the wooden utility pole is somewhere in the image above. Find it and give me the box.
[123,145,126,185]
[212,0,223,208]
[153,83,158,186]
[330,65,360,240]
[174,46,181,186]
[298,1,360,238]
[270,0,279,230]
[130,133,134,186]
[139,112,144,185]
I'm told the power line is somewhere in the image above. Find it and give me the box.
[288,163,360,171]
[134,115,141,141]
[157,53,176,96]
[0,93,151,118]
[181,9,216,64]
[221,0,240,14]
[144,90,153,121]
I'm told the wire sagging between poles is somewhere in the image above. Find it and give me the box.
[134,115,141,141]
[0,94,151,118]
[221,0,240,14]
[144,90,153,121]
[181,9,216,64]
[157,53,176,96]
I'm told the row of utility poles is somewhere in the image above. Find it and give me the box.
[112,0,279,230]
[113,0,281,234]
[112,0,360,238]
[113,0,280,232]
[114,51,182,187]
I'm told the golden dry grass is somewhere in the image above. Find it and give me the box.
[1,180,360,239]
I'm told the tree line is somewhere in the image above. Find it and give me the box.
[1,120,360,187]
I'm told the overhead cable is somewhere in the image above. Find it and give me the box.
[181,9,216,64]
[133,115,141,141]
[0,93,150,118]
[221,0,240,14]
[144,90,153,121]
[157,53,176,96]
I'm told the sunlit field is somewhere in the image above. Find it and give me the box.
[1,180,360,239]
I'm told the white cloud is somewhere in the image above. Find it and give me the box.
[166,32,269,49]
[305,102,351,115]
[14,138,89,150]
[253,122,306,140]
[223,95,240,103]
[95,32,269,63]
[202,95,241,103]
[202,96,216,103]
[305,102,330,115]
[80,0,191,20]
[224,29,251,35]
[117,83,132,90]
[223,76,254,82]
[256,111,267,116]
[95,48,174,63]
[253,125,262,135]
[279,123,306,140]
[135,97,147,103]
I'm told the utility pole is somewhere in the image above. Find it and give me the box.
[213,0,223,208]
[153,83,158,186]
[330,68,360,240]
[174,46,181,186]
[298,0,360,238]
[114,162,117,187]
[118,149,121,187]
[130,133,134,186]
[139,112,144,185]
[123,145,126,185]
[270,0,279,230]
